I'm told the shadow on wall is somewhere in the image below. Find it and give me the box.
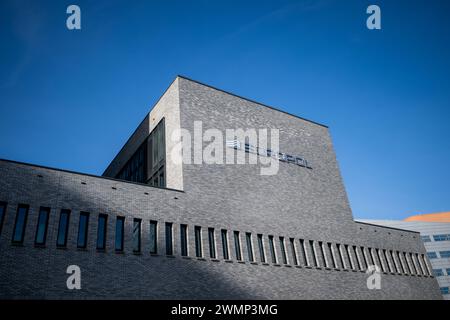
[0,162,254,299]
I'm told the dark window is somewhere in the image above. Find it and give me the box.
[35,207,50,245]
[149,220,157,254]
[279,237,288,264]
[195,226,202,257]
[165,222,173,255]
[328,243,337,268]
[221,229,229,260]
[290,238,298,265]
[115,216,124,252]
[269,235,277,264]
[246,233,254,262]
[337,244,345,269]
[234,231,242,261]
[354,246,362,270]
[360,247,368,269]
[346,245,355,270]
[148,119,166,187]
[180,224,188,256]
[318,241,326,267]
[257,234,265,263]
[208,228,216,258]
[0,202,7,235]
[77,212,89,248]
[56,209,70,247]
[116,140,147,183]
[133,218,141,253]
[97,214,107,250]
[299,239,308,266]
[309,240,317,267]
[12,204,29,244]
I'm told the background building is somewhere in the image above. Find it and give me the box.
[358,212,450,300]
[0,76,442,299]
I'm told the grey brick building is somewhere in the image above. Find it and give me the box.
[0,76,442,299]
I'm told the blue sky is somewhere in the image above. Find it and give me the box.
[1,0,449,220]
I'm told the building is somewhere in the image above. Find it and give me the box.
[358,212,450,299]
[0,76,442,299]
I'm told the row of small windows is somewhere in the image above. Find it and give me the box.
[432,268,450,277]
[427,251,450,259]
[0,203,433,277]
[421,234,450,242]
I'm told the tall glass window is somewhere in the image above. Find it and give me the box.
[165,222,173,255]
[12,204,29,244]
[195,226,202,258]
[133,218,141,253]
[149,220,157,254]
[257,234,266,263]
[279,237,288,264]
[221,229,229,260]
[208,228,216,258]
[57,209,70,247]
[290,238,298,265]
[180,224,188,256]
[77,212,89,248]
[35,207,50,245]
[269,235,277,264]
[0,202,6,235]
[246,233,254,262]
[97,214,107,250]
[115,216,124,252]
[234,231,242,261]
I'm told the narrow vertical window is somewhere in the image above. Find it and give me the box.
[337,244,345,269]
[35,207,50,245]
[149,220,157,254]
[234,231,242,261]
[115,216,124,252]
[376,249,386,272]
[165,222,173,255]
[290,238,298,265]
[180,224,188,256]
[12,204,29,244]
[403,252,412,274]
[77,212,89,248]
[383,249,393,272]
[396,251,405,274]
[246,233,254,262]
[353,246,362,270]
[0,202,7,235]
[195,226,202,257]
[269,235,277,264]
[309,240,318,267]
[345,245,355,270]
[279,237,288,264]
[299,239,308,266]
[319,241,327,267]
[360,247,369,269]
[328,243,337,268]
[133,218,141,253]
[221,229,229,260]
[208,228,216,258]
[56,209,70,247]
[257,234,265,263]
[96,214,107,250]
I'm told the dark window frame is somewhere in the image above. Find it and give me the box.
[180,224,188,256]
[12,204,29,244]
[133,218,142,253]
[165,222,173,255]
[96,214,108,250]
[56,209,71,247]
[0,201,7,236]
[208,228,216,259]
[115,216,125,252]
[195,226,202,258]
[77,212,90,249]
[34,206,50,246]
[149,220,158,254]
[221,229,229,260]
